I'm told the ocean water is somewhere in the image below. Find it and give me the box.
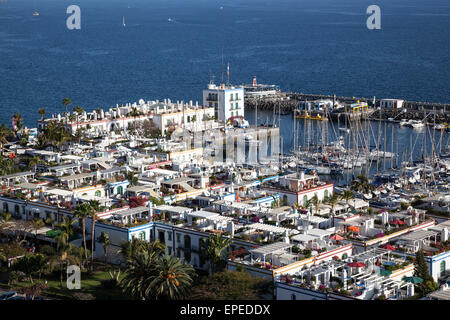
[0,0,449,130]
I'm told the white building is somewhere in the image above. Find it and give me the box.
[203,83,245,123]
[380,99,404,109]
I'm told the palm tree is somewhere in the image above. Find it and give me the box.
[31,218,44,247]
[97,232,110,262]
[88,200,102,268]
[38,108,46,120]
[62,98,72,117]
[327,193,340,225]
[27,156,44,173]
[73,203,92,262]
[120,252,195,300]
[201,233,231,275]
[341,190,354,208]
[307,194,320,215]
[47,241,80,289]
[59,216,75,236]
[148,255,195,300]
[0,212,12,236]
[119,238,165,263]
[73,105,84,123]
[0,124,12,156]
[126,171,139,186]
[43,120,71,151]
[12,113,23,138]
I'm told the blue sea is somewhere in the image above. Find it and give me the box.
[1,0,450,127]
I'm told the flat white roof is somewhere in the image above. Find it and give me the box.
[188,210,219,219]
[291,233,318,243]
[208,215,234,223]
[250,242,293,256]
[61,155,83,160]
[348,198,369,208]
[59,173,93,181]
[428,287,450,300]
[17,182,41,190]
[78,195,109,203]
[248,223,291,234]
[298,214,327,223]
[307,228,334,238]
[429,221,450,232]
[46,188,73,197]
[399,230,438,242]
[155,205,193,214]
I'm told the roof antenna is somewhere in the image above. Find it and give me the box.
[226,62,230,86]
[221,48,224,85]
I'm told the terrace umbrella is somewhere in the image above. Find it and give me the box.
[347,262,366,268]
[330,234,344,241]
[348,226,359,232]
[381,244,396,251]
[391,219,404,225]
[402,276,423,284]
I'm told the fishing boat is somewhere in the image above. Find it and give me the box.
[168,18,174,22]
[433,123,448,130]
[296,110,327,121]
[338,127,350,133]
[408,120,424,128]
[399,119,411,126]
[33,11,39,16]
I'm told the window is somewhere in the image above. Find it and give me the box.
[291,294,296,300]
[184,235,191,249]
[95,190,101,197]
[324,190,329,200]
[303,195,308,207]
[167,247,172,255]
[167,232,172,241]
[441,261,446,277]
[184,251,191,263]
[139,231,146,241]
[3,202,8,213]
[158,231,165,244]
[176,233,181,243]
[230,94,234,101]
[117,186,123,195]
[235,93,238,100]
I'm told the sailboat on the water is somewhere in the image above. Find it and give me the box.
[33,0,39,15]
[122,16,126,27]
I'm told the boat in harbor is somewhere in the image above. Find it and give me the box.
[433,123,448,130]
[408,120,424,128]
[399,119,411,126]
[338,127,350,133]
[296,110,327,121]
[33,11,40,16]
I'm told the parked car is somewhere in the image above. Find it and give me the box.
[0,291,18,300]
[6,296,27,300]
